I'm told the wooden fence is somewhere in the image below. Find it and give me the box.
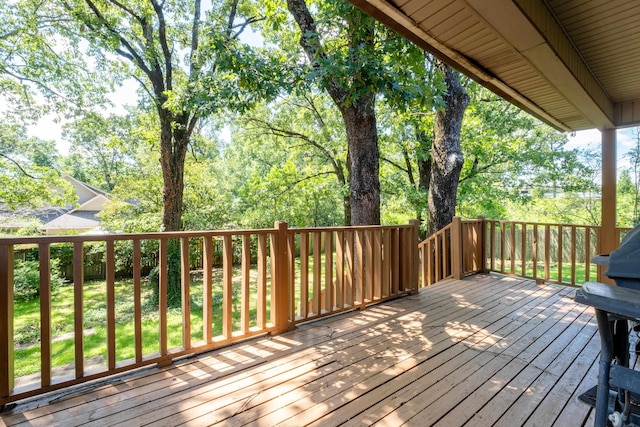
[0,221,419,406]
[418,217,631,288]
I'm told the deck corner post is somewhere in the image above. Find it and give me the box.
[598,128,617,284]
[409,219,420,294]
[451,216,464,280]
[273,221,292,333]
[477,216,488,273]
[0,244,14,400]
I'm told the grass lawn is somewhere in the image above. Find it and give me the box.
[490,259,599,284]
[13,268,274,379]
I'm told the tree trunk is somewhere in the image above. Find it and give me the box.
[286,0,381,225]
[427,62,469,236]
[157,110,191,306]
[341,98,380,225]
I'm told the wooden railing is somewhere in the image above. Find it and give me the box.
[418,217,632,288]
[418,217,485,286]
[287,222,420,324]
[0,221,419,406]
[484,220,630,286]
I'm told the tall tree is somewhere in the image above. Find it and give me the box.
[286,0,381,225]
[427,61,469,235]
[57,0,263,232]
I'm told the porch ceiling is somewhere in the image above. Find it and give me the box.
[349,0,640,132]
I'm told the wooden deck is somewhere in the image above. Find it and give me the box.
[0,274,601,426]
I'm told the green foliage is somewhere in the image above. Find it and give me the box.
[0,123,75,210]
[13,259,65,302]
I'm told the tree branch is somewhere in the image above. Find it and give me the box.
[0,153,40,180]
[150,0,172,91]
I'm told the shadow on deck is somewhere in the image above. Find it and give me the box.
[0,274,599,426]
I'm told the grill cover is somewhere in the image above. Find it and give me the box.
[606,224,640,290]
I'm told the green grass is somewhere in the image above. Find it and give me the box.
[489,259,599,284]
[13,251,334,380]
[13,268,273,379]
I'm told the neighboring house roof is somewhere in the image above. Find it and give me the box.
[40,210,101,232]
[0,175,110,234]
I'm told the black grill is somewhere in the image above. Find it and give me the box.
[593,224,640,291]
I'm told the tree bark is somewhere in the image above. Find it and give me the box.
[341,98,380,225]
[427,62,469,236]
[287,0,380,225]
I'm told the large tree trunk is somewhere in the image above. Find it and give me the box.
[341,98,380,225]
[427,62,469,236]
[158,116,188,232]
[157,110,191,306]
[287,0,381,225]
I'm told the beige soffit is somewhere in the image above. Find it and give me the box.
[348,0,640,132]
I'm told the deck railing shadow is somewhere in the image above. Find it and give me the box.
[0,221,419,406]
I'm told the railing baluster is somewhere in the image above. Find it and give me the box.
[180,237,191,350]
[585,227,592,282]
[106,240,116,370]
[257,234,267,328]
[324,231,333,312]
[286,233,295,322]
[571,226,577,285]
[557,225,563,284]
[364,230,374,301]
[355,231,365,306]
[241,235,251,333]
[312,232,321,315]
[0,244,14,399]
[532,224,538,281]
[39,243,51,387]
[299,232,309,319]
[510,222,516,275]
[159,239,168,356]
[73,241,84,379]
[372,230,382,299]
[335,231,345,309]
[382,229,391,296]
[499,222,506,273]
[202,237,213,344]
[391,228,399,291]
[521,223,527,276]
[222,235,233,339]
[544,224,550,282]
[133,240,142,363]
[345,231,354,306]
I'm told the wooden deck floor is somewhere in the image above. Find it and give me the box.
[1,274,601,426]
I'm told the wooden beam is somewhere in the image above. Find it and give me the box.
[599,128,617,284]
[0,244,14,399]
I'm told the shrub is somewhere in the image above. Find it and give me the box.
[14,259,66,301]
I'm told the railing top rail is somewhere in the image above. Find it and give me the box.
[0,228,278,245]
[485,219,632,233]
[289,224,414,233]
[484,219,602,229]
[0,223,419,246]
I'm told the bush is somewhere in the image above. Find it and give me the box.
[14,259,66,301]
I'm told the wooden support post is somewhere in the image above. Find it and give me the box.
[599,128,617,284]
[39,243,51,388]
[409,219,420,293]
[478,216,488,273]
[180,237,191,350]
[450,217,464,280]
[0,244,14,400]
[273,221,291,333]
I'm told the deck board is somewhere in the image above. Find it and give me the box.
[1,274,600,426]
